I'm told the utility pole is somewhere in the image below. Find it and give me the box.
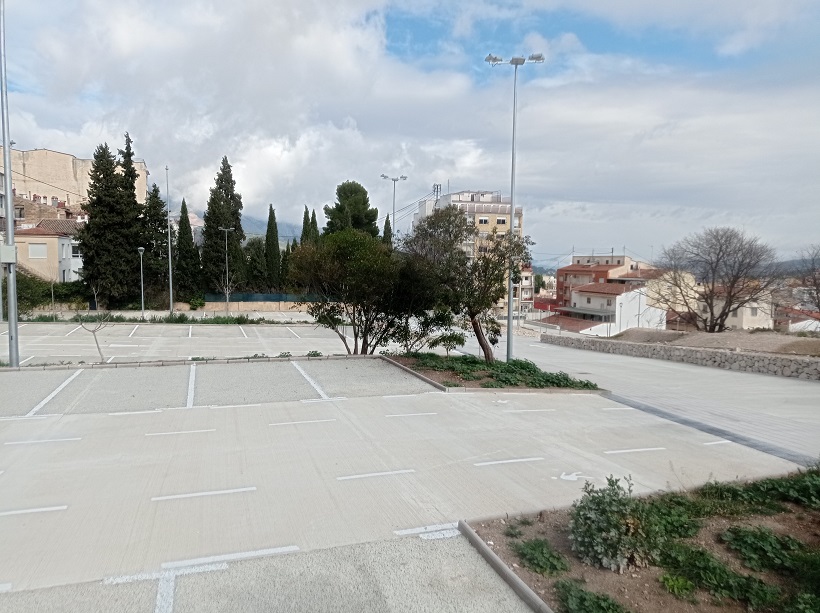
[166,166,174,315]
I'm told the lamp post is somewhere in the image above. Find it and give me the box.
[219,227,234,317]
[380,174,406,233]
[485,52,544,362]
[165,166,174,315]
[137,247,145,320]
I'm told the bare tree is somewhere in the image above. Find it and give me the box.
[795,244,820,312]
[76,285,113,362]
[650,227,780,333]
[215,272,239,317]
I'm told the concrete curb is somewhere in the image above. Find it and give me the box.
[458,520,555,613]
[380,356,447,391]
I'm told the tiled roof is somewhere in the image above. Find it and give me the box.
[573,283,633,295]
[616,269,662,280]
[36,219,81,235]
[557,264,619,273]
[14,227,64,237]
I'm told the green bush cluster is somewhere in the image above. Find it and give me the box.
[554,579,629,613]
[721,525,806,572]
[510,539,569,575]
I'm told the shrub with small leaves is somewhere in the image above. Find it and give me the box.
[510,538,569,575]
[569,476,663,572]
[305,350,323,357]
[659,574,696,601]
[554,579,630,613]
[504,524,523,538]
[721,525,806,572]
[277,351,292,358]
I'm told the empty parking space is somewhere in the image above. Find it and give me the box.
[0,370,88,418]
[296,358,435,398]
[193,362,319,405]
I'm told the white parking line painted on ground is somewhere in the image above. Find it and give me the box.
[300,397,347,403]
[0,415,49,421]
[65,325,82,336]
[205,403,262,410]
[188,325,192,338]
[269,419,337,427]
[394,522,458,537]
[0,582,11,592]
[337,469,416,481]
[385,412,437,418]
[421,529,461,540]
[292,361,329,399]
[108,409,163,416]
[0,505,68,517]
[145,429,216,437]
[19,356,34,365]
[186,364,196,408]
[161,546,300,569]
[703,440,732,445]
[382,393,420,399]
[129,325,139,338]
[502,409,555,413]
[151,486,257,502]
[106,356,115,363]
[604,447,666,455]
[286,326,301,339]
[239,326,248,338]
[601,407,635,411]
[26,369,84,417]
[474,457,545,467]
[5,438,82,445]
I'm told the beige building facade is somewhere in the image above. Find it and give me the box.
[14,223,83,283]
[0,147,149,207]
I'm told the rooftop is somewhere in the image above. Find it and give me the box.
[573,283,633,295]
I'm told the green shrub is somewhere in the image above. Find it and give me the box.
[784,592,820,612]
[504,524,523,538]
[305,350,323,357]
[569,477,663,572]
[510,539,569,575]
[659,574,696,600]
[791,551,820,597]
[277,352,292,358]
[188,297,205,310]
[721,525,805,572]
[554,579,630,613]
[480,380,505,388]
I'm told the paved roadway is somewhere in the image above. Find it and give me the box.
[0,325,816,612]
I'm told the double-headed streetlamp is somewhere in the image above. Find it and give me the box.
[380,174,406,232]
[137,247,145,320]
[219,227,234,316]
[485,52,544,362]
[165,166,173,315]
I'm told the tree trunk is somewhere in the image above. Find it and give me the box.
[470,315,494,363]
[92,330,105,362]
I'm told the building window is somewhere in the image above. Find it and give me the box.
[496,217,507,225]
[606,299,612,306]
[72,245,81,258]
[750,307,758,317]
[586,297,591,304]
[28,243,48,259]
[731,311,738,318]
[701,304,708,313]
[478,217,489,225]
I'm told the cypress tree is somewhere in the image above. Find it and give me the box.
[200,157,246,292]
[382,216,393,247]
[280,241,291,291]
[265,205,280,291]
[300,205,310,244]
[175,199,201,301]
[244,237,268,293]
[142,184,170,302]
[309,209,320,243]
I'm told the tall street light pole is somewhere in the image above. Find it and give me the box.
[219,227,234,317]
[137,247,145,320]
[1,0,19,366]
[485,52,544,362]
[165,166,174,315]
[380,174,406,233]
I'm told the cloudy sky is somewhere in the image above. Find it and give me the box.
[7,0,820,266]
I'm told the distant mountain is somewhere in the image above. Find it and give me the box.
[242,215,301,243]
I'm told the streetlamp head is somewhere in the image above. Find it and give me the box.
[510,56,526,66]
[380,174,389,180]
[399,175,407,181]
[137,247,144,255]
[528,53,545,63]
[485,54,503,65]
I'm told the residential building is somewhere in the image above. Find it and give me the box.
[413,189,531,314]
[0,147,150,206]
[555,254,654,309]
[13,220,83,282]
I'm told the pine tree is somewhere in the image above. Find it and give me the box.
[382,216,393,247]
[280,241,291,291]
[244,237,268,293]
[200,157,246,292]
[175,199,201,301]
[77,137,143,307]
[309,209,320,243]
[142,184,171,303]
[323,181,378,237]
[300,205,311,244]
[265,205,280,291]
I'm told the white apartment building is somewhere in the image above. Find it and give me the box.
[413,190,532,314]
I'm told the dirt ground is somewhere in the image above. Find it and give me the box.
[474,504,820,613]
[613,329,820,357]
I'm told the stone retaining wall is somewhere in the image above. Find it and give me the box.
[539,334,820,381]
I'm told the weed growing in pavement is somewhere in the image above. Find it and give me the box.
[441,380,462,387]
[721,525,806,572]
[503,524,523,538]
[510,539,569,575]
[659,574,696,601]
[277,352,292,358]
[305,350,323,357]
[553,579,630,613]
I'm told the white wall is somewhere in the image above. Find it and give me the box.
[580,288,666,337]
[789,319,820,333]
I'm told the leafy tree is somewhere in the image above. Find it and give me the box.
[309,210,320,243]
[300,205,311,243]
[174,198,201,301]
[77,139,143,307]
[651,227,780,333]
[382,216,393,247]
[323,181,378,237]
[244,237,268,292]
[533,273,547,292]
[402,206,532,363]
[200,157,246,292]
[265,204,280,291]
[141,184,171,304]
[290,229,404,354]
[280,241,291,291]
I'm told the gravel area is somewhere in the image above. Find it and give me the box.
[613,329,820,356]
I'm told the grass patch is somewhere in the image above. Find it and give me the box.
[554,579,630,613]
[510,539,570,576]
[721,525,806,572]
[504,524,523,538]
